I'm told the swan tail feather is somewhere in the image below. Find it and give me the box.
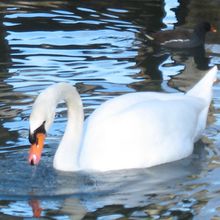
[186,66,218,103]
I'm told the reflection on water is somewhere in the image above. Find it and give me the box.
[0,0,220,219]
[0,142,210,218]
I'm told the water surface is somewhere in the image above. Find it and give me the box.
[0,0,220,219]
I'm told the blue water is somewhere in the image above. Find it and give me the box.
[0,0,220,219]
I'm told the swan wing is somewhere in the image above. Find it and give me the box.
[80,94,205,171]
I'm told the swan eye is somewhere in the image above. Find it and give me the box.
[29,121,46,144]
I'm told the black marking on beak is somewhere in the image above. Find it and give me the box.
[29,121,46,144]
[30,159,35,166]
[29,132,36,144]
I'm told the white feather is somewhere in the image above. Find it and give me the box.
[29,66,218,172]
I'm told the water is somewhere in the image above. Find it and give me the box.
[0,0,220,219]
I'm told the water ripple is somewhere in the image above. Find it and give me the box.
[0,0,220,219]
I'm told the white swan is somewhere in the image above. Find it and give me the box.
[28,66,218,172]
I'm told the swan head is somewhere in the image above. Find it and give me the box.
[28,86,57,165]
[28,82,83,167]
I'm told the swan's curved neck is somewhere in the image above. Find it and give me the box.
[53,85,84,171]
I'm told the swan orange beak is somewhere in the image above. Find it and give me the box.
[28,133,45,165]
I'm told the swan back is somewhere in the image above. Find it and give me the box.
[79,66,218,171]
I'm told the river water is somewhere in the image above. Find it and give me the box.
[0,0,220,219]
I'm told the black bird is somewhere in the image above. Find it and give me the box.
[145,22,216,48]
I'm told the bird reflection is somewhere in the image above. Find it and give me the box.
[28,200,43,218]
[192,45,210,70]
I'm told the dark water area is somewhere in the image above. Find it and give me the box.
[0,0,220,219]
